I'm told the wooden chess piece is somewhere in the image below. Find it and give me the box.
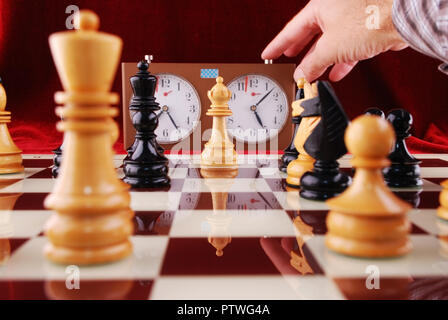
[286,79,316,187]
[326,115,412,258]
[299,81,351,201]
[384,109,423,188]
[201,77,237,173]
[438,180,448,221]
[53,117,119,178]
[279,83,304,172]
[201,167,237,257]
[0,78,23,174]
[44,10,134,265]
[123,57,170,188]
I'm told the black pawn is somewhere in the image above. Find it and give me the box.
[383,109,422,188]
[279,87,304,172]
[52,143,63,178]
[299,81,351,201]
[123,60,170,188]
[364,107,385,118]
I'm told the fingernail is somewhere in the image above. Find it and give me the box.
[293,67,305,82]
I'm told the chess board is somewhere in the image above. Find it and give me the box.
[0,153,447,300]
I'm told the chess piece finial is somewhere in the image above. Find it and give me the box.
[325,115,412,258]
[0,79,23,174]
[207,76,232,110]
[45,9,133,265]
[285,79,318,187]
[384,109,422,188]
[201,77,237,171]
[364,107,385,118]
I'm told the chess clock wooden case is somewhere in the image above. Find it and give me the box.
[122,63,296,152]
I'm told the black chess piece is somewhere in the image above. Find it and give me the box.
[364,107,385,118]
[51,143,62,178]
[299,81,351,201]
[383,109,423,188]
[279,87,304,172]
[123,59,170,188]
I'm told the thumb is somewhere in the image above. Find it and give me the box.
[296,35,335,82]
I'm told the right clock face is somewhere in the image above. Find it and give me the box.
[226,74,289,143]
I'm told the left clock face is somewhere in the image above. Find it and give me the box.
[154,73,201,144]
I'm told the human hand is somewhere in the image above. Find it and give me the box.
[262,0,408,82]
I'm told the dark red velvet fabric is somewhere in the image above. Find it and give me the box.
[0,0,447,154]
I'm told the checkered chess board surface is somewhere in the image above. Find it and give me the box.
[0,154,447,300]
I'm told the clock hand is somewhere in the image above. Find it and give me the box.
[253,109,265,128]
[156,110,164,119]
[255,88,274,107]
[166,110,179,130]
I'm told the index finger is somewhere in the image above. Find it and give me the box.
[261,3,319,60]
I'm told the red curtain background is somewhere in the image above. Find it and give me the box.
[0,0,447,154]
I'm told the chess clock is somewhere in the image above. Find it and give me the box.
[122,62,296,153]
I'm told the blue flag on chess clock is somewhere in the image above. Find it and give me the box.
[200,69,219,79]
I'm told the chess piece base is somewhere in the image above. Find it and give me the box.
[438,207,448,221]
[44,240,132,265]
[123,159,170,188]
[325,234,412,258]
[0,153,23,174]
[52,146,62,178]
[286,155,314,188]
[300,160,351,201]
[384,163,423,188]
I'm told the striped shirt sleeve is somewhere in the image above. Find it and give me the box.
[392,0,448,74]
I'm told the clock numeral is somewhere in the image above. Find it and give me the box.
[237,82,245,91]
[185,92,192,101]
[272,92,279,101]
[189,105,196,113]
[274,116,277,125]
[231,93,237,101]
[228,117,234,124]
[187,116,190,125]
[177,82,181,91]
[162,129,169,137]
[161,79,170,88]
[249,79,258,88]
[277,105,284,113]
[265,83,269,91]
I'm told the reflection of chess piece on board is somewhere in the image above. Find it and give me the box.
[384,109,422,188]
[290,215,314,275]
[326,115,412,258]
[286,79,316,187]
[44,280,134,300]
[437,219,448,258]
[123,58,170,188]
[0,180,22,264]
[201,167,237,257]
[0,79,23,174]
[44,10,134,265]
[438,180,448,221]
[299,81,351,201]
[279,83,304,172]
[201,77,237,174]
